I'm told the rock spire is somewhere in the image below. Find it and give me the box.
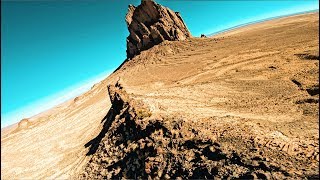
[125,0,191,59]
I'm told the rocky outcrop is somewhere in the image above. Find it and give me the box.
[125,0,191,59]
[79,82,300,179]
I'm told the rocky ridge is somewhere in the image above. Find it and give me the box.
[78,5,319,179]
[125,0,191,59]
[79,81,318,179]
[1,1,318,179]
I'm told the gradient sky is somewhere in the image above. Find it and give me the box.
[1,0,319,127]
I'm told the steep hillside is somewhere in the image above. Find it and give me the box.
[1,6,319,180]
[79,12,319,179]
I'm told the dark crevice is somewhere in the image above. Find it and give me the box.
[296,98,319,104]
[306,86,319,96]
[291,79,303,89]
[295,53,319,60]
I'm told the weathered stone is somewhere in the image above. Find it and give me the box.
[125,0,191,59]
[164,174,171,179]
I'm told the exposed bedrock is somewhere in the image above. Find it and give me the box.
[79,82,318,179]
[125,0,192,59]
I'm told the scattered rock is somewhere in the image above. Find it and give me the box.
[268,65,277,69]
[295,53,319,60]
[18,118,30,129]
[164,174,170,179]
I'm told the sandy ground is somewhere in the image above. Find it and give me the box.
[1,83,111,179]
[113,12,319,141]
[1,12,319,179]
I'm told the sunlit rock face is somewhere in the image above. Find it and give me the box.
[125,0,191,59]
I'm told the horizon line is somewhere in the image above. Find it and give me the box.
[2,8,318,129]
[207,9,319,37]
[1,69,112,129]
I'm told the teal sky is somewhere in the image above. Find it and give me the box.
[1,0,319,127]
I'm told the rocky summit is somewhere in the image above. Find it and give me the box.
[125,0,191,59]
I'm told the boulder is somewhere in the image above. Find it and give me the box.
[201,34,207,38]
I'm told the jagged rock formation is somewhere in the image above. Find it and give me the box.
[79,82,311,179]
[125,0,191,59]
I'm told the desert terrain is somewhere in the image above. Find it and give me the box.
[1,5,319,180]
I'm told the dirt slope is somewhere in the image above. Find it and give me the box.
[1,12,319,179]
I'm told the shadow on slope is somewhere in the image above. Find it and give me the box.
[80,82,304,179]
